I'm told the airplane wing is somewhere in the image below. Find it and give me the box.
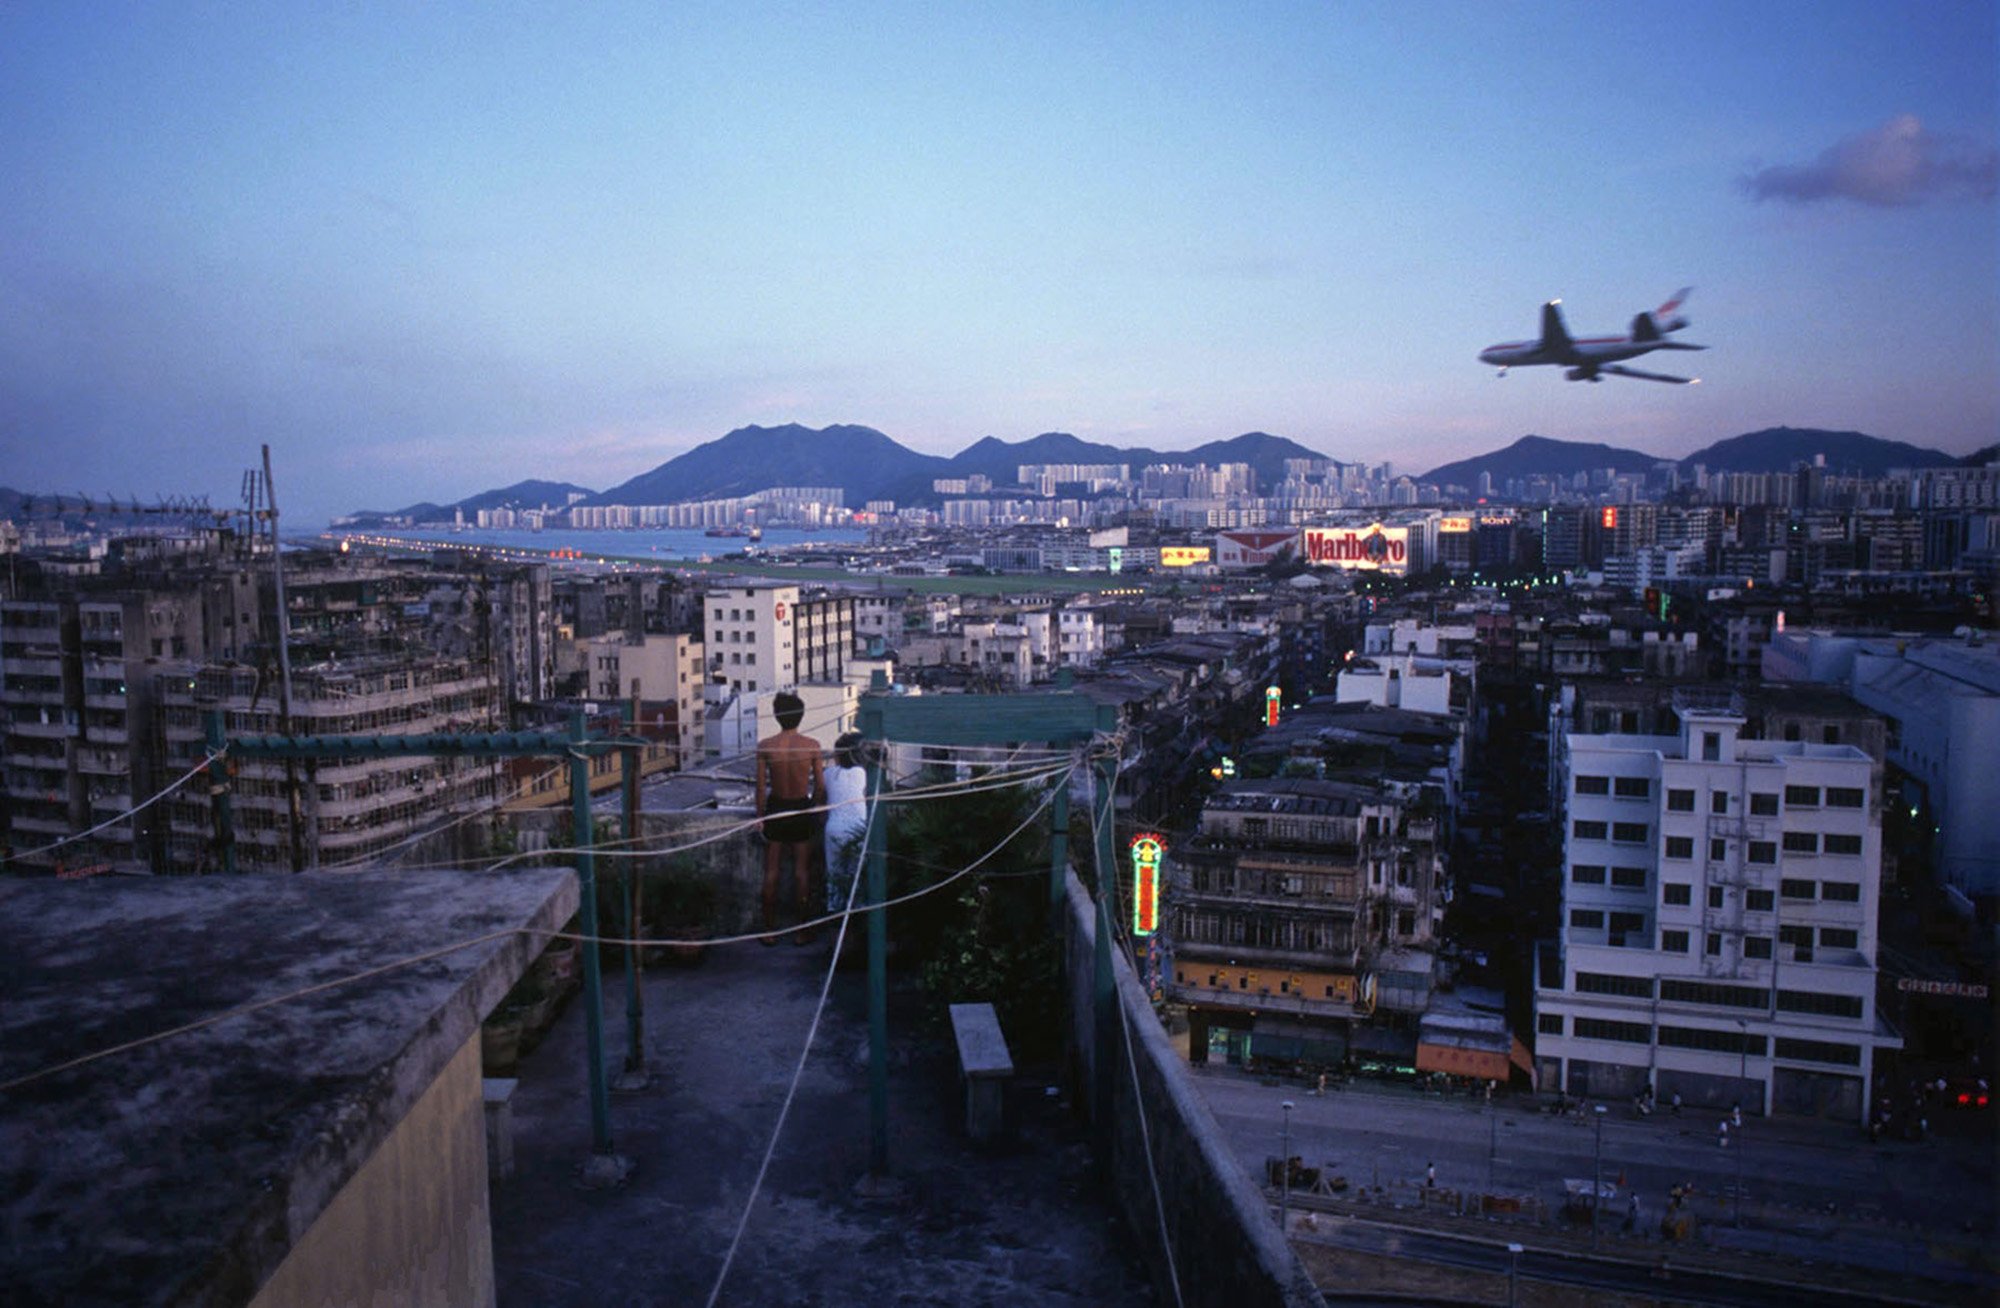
[1601,364,1699,384]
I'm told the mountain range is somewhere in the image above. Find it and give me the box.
[0,426,1977,528]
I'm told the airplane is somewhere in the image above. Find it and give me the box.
[1479,288,1704,384]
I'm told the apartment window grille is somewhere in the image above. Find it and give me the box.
[1744,936,1773,960]
[1782,831,1818,854]
[1665,836,1694,859]
[1708,886,1725,909]
[1661,929,1690,953]
[1575,774,1610,795]
[1576,972,1653,998]
[1660,978,1766,1009]
[1571,864,1606,885]
[1784,784,1820,807]
[1574,1017,1650,1044]
[1820,881,1861,903]
[1612,822,1649,844]
[1823,834,1862,856]
[1614,777,1650,799]
[1611,866,1647,889]
[1663,882,1692,906]
[1746,889,1774,912]
[1660,1025,1766,1055]
[1748,841,1777,864]
[1570,909,1604,929]
[1826,787,1864,809]
[1750,792,1779,816]
[1780,878,1816,899]
[1573,820,1608,840]
[1777,989,1862,1019]
[1775,1037,1860,1067]
[1538,1013,1564,1036]
[1667,788,1695,812]
[1710,838,1728,861]
[1819,926,1859,948]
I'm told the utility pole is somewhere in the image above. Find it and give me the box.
[1591,1103,1608,1249]
[613,688,649,1091]
[1278,1100,1296,1230]
[260,446,304,872]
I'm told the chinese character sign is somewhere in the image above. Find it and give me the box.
[1129,834,1164,936]
[1265,685,1281,727]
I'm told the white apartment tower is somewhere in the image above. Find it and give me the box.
[703,584,798,696]
[1535,708,1896,1122]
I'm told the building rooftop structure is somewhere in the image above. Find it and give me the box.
[0,866,575,1307]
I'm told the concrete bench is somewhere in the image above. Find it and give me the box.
[948,1003,1013,1143]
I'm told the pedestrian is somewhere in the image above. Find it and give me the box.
[1317,1071,1328,1096]
[1717,1119,1729,1148]
[1625,1191,1641,1233]
[1731,1102,1742,1128]
[1426,1161,1436,1188]
[1670,1091,1682,1116]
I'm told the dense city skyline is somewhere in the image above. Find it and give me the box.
[4,3,1994,526]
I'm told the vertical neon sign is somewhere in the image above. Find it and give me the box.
[1265,685,1282,727]
[1129,833,1164,936]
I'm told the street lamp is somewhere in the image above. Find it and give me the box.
[1279,1100,1296,1231]
[1591,1103,1607,1249]
[1507,1242,1523,1307]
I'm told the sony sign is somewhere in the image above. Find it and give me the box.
[1302,524,1409,573]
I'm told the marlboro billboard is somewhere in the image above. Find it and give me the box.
[1302,524,1409,573]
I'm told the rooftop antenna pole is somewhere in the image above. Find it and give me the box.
[262,444,305,872]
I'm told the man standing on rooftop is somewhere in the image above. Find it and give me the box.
[757,691,823,945]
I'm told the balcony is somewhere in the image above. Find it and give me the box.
[10,718,76,740]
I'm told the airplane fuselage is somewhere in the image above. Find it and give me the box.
[1478,336,1669,369]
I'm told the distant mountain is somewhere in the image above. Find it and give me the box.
[943,429,1331,492]
[587,423,948,509]
[1419,435,1658,488]
[1420,427,1962,488]
[1965,444,1998,467]
[1676,427,1957,476]
[453,479,596,514]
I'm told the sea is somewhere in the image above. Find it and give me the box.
[315,523,872,566]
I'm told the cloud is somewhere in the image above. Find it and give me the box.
[1740,114,1997,207]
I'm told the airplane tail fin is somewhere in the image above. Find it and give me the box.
[1634,286,1693,340]
[1540,300,1574,355]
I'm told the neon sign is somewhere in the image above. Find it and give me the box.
[1129,834,1164,936]
[1265,685,1282,727]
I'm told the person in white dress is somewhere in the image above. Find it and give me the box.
[822,732,870,913]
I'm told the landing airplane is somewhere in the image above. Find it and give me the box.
[1479,288,1704,384]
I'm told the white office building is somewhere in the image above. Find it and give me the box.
[1535,709,1897,1122]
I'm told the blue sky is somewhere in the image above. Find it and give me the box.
[3,2,1994,525]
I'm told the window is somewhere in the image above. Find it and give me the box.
[1660,1025,1766,1055]
[1785,784,1820,807]
[1667,788,1695,812]
[1661,929,1689,953]
[1570,909,1604,929]
[1823,725,1840,744]
[1782,831,1818,854]
[1775,1037,1860,1067]
[1613,822,1649,844]
[1778,990,1863,1019]
[1609,911,1646,938]
[1665,836,1694,859]
[1702,732,1720,761]
[1780,878,1816,900]
[1748,841,1777,864]
[1611,866,1647,889]
[1705,933,1723,956]
[1614,776,1650,799]
[1571,864,1607,885]
[1778,924,1813,947]
[1577,972,1654,997]
[1663,882,1692,906]
[1710,837,1728,861]
[1708,886,1725,909]
[1826,787,1864,809]
[1710,790,1729,814]
[1575,774,1610,795]
[1744,936,1773,960]
[1573,820,1608,840]
[1661,979,1767,1009]
[1824,834,1863,856]
[1819,927,1859,949]
[1750,792,1779,816]
[1573,1017,1650,1044]
[1821,881,1861,903]
[1538,1013,1564,1036]
[1746,889,1774,912]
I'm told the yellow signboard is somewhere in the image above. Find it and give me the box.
[1439,516,1473,533]
[1160,546,1212,567]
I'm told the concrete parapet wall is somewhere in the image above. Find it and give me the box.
[1063,871,1326,1308]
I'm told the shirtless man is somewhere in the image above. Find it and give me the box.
[756,692,824,944]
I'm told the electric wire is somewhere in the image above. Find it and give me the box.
[0,749,1073,1091]
[1088,748,1187,1308]
[0,751,221,868]
[701,763,879,1308]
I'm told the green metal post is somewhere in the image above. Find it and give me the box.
[618,706,646,1081]
[570,711,615,1155]
[204,710,236,875]
[1050,670,1071,914]
[861,671,890,1176]
[1092,749,1118,1132]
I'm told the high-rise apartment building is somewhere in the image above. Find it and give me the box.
[1535,708,1896,1121]
[703,584,798,696]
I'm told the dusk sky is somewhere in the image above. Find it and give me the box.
[4,2,1995,526]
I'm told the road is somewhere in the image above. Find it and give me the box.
[1187,1061,1995,1289]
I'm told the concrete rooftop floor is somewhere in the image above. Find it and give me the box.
[490,934,1158,1307]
